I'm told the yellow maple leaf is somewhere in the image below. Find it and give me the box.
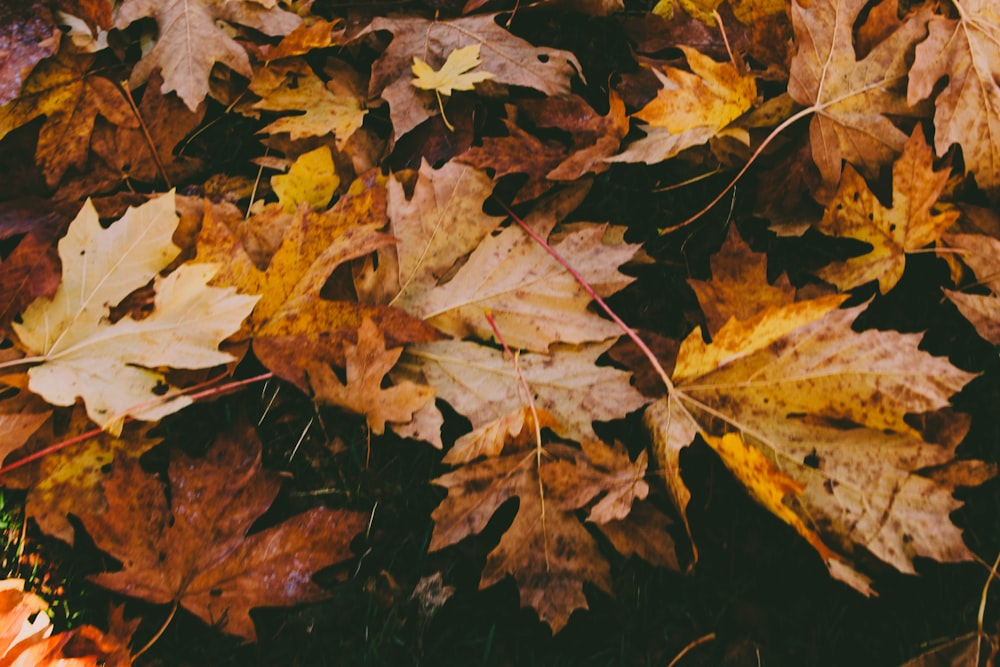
[271,146,339,213]
[411,43,495,95]
[646,295,992,594]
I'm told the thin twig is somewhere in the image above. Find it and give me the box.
[119,80,172,189]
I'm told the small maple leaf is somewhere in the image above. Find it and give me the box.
[81,426,368,642]
[411,44,494,95]
[814,126,959,293]
[645,294,993,593]
[308,318,435,435]
[12,192,259,430]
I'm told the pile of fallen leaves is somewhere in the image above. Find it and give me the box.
[0,0,999,663]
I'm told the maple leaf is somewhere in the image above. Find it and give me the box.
[195,171,440,390]
[0,579,100,666]
[412,44,495,96]
[250,59,367,149]
[115,0,302,112]
[270,145,339,213]
[80,426,367,641]
[688,225,797,335]
[787,0,930,185]
[907,0,1000,195]
[429,412,660,631]
[0,45,133,187]
[308,318,435,435]
[12,192,259,430]
[941,233,1000,345]
[365,13,581,139]
[355,160,504,310]
[645,295,992,593]
[396,339,649,444]
[611,46,756,164]
[813,126,959,293]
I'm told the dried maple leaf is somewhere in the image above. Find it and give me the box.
[0,45,133,187]
[81,426,367,642]
[365,13,581,139]
[611,46,756,164]
[688,225,797,335]
[354,160,504,310]
[396,339,649,444]
[430,413,660,631]
[814,126,959,293]
[250,59,367,150]
[941,233,1000,345]
[787,0,930,185]
[115,0,301,111]
[0,579,101,666]
[411,44,494,95]
[907,0,1000,195]
[196,171,439,390]
[270,146,339,213]
[408,187,638,352]
[12,192,258,430]
[308,318,435,435]
[645,294,992,593]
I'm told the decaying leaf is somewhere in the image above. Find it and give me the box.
[814,126,959,293]
[308,318,435,435]
[115,0,301,111]
[908,0,1000,195]
[80,425,367,642]
[430,409,667,631]
[787,0,930,184]
[645,295,993,593]
[12,192,258,430]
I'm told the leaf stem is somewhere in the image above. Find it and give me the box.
[119,80,172,189]
[132,599,179,660]
[660,104,817,234]
[493,196,675,395]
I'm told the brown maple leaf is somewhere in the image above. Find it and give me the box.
[115,0,301,112]
[787,0,930,185]
[688,225,797,335]
[80,425,367,642]
[308,318,435,435]
[907,0,1000,196]
[941,233,1000,345]
[814,125,959,293]
[0,44,133,187]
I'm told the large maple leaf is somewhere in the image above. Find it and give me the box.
[645,294,993,593]
[787,0,930,185]
[364,14,581,139]
[80,426,367,642]
[907,0,1000,195]
[11,192,258,430]
[115,0,302,112]
[813,125,959,293]
[941,233,1000,346]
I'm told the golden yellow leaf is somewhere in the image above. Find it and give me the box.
[411,44,494,95]
[646,296,990,593]
[271,146,339,213]
[814,126,959,293]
